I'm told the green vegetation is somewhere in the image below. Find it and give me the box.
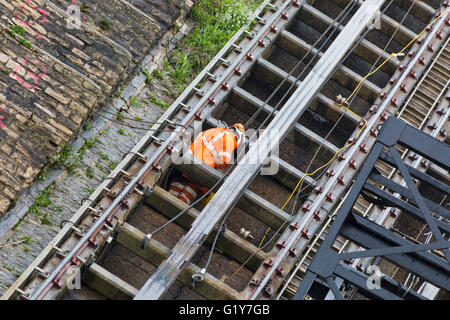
[81,3,90,13]
[107,161,117,171]
[141,67,152,84]
[29,189,52,216]
[98,151,109,161]
[10,25,32,48]
[130,96,142,107]
[118,128,125,135]
[152,69,164,80]
[37,171,47,181]
[100,18,110,31]
[153,0,259,94]
[53,138,97,175]
[85,187,95,196]
[148,92,170,109]
[10,25,25,37]
[85,122,93,130]
[21,236,32,245]
[86,167,94,178]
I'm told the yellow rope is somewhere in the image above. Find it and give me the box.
[257,9,450,249]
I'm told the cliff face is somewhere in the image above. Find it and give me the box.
[0,0,188,215]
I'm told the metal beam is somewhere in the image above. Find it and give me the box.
[134,0,385,300]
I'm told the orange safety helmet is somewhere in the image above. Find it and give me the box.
[232,123,245,146]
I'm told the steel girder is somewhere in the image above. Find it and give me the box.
[294,116,450,300]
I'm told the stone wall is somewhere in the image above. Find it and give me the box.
[0,0,190,215]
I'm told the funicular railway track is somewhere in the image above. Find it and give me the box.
[2,0,449,300]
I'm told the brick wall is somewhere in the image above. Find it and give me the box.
[0,0,189,215]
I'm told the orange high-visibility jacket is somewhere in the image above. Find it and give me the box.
[187,128,238,170]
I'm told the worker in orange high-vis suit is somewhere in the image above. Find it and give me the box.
[168,123,245,205]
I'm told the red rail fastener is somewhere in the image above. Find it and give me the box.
[408,153,418,161]
[221,82,229,90]
[281,12,289,20]
[400,84,407,92]
[292,0,300,7]
[426,25,432,32]
[337,175,346,186]
[270,25,278,33]
[89,236,99,247]
[195,112,202,120]
[389,78,396,85]
[121,199,130,209]
[348,138,356,144]
[290,222,300,230]
[379,92,386,100]
[427,123,437,130]
[349,160,357,169]
[446,18,450,26]
[370,128,378,137]
[359,144,368,153]
[276,267,285,278]
[436,31,443,40]
[380,113,388,121]
[301,228,310,239]
[276,241,287,249]
[250,279,261,288]
[407,51,415,57]
[314,186,323,194]
[437,108,447,115]
[71,257,81,266]
[338,153,346,161]
[427,44,434,52]
[325,192,334,203]
[263,259,274,268]
[420,159,428,168]
[418,57,426,65]
[439,129,447,137]
[246,53,254,61]
[53,278,63,289]
[443,1,449,7]
[391,98,398,107]
[390,208,399,218]
[289,247,298,257]
[359,121,365,128]
[208,97,216,105]
[263,285,273,298]
[313,210,322,221]
[234,67,242,76]
[417,38,424,44]
[408,70,417,79]
[398,65,405,71]
[258,39,266,47]
[301,204,311,213]
[326,169,335,177]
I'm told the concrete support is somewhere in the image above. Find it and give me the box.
[84,263,139,300]
[298,3,399,74]
[276,30,383,102]
[146,186,266,271]
[117,223,241,300]
[325,0,418,46]
[253,59,361,125]
[174,155,292,230]
[229,87,341,156]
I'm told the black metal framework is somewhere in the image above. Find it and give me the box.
[294,116,450,300]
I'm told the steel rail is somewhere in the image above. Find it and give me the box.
[249,9,449,300]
